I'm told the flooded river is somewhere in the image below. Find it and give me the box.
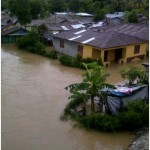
[2,44,148,150]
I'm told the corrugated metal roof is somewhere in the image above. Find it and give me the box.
[2,27,28,36]
[53,23,148,49]
[74,29,86,35]
[107,24,149,41]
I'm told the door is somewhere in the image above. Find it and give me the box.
[115,49,122,63]
[104,51,108,62]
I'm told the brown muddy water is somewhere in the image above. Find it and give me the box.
[1,44,148,150]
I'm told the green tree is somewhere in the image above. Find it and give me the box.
[93,9,107,22]
[110,0,126,12]
[66,62,114,113]
[8,0,32,26]
[127,10,138,23]
[119,65,146,85]
[68,91,89,115]
[129,0,144,9]
[68,0,80,12]
[48,0,64,13]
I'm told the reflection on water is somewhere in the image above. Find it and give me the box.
[2,44,148,150]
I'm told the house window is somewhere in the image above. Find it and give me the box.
[134,45,140,54]
[60,39,64,48]
[78,45,83,56]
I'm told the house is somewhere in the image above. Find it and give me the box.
[1,27,28,43]
[106,12,125,19]
[1,14,20,31]
[53,23,148,66]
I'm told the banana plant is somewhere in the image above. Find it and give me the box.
[65,62,114,114]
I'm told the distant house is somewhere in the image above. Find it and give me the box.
[53,24,148,66]
[1,27,28,43]
[106,12,125,19]
[1,14,19,31]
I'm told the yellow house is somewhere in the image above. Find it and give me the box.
[80,43,148,67]
[53,24,148,67]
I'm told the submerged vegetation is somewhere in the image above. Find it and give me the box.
[59,54,103,69]
[61,62,149,132]
[16,30,103,69]
[119,65,149,85]
[78,100,149,132]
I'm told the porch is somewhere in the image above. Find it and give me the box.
[92,47,126,67]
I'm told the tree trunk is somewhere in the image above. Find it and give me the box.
[91,96,95,113]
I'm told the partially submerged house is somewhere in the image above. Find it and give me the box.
[53,23,148,66]
[1,27,28,43]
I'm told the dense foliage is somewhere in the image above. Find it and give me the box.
[16,29,46,55]
[61,63,149,132]
[46,50,58,59]
[2,0,149,25]
[64,100,149,132]
[59,55,103,69]
[119,65,149,85]
[64,62,114,115]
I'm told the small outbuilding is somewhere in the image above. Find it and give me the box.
[1,27,28,43]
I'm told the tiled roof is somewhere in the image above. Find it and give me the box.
[53,24,148,49]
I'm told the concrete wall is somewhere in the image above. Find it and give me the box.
[53,38,78,57]
[82,45,92,58]
[92,48,101,59]
[107,50,115,61]
[124,43,148,62]
[53,37,148,63]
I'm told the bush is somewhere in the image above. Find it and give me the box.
[59,55,75,67]
[82,58,103,66]
[118,111,142,131]
[16,30,46,56]
[46,50,58,59]
[77,100,149,132]
[117,100,149,131]
[16,36,28,49]
[34,42,46,55]
[76,53,83,62]
[125,100,147,113]
[79,114,121,132]
[143,105,149,126]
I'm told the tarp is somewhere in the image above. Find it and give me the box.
[105,85,148,115]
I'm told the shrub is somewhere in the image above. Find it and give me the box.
[34,42,46,55]
[79,114,121,132]
[142,105,149,126]
[118,111,142,131]
[46,50,58,59]
[78,100,149,132]
[125,100,147,113]
[82,57,95,64]
[16,29,46,56]
[82,58,103,66]
[76,53,82,62]
[59,55,75,67]
[16,36,28,49]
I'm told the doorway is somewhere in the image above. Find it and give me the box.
[115,48,122,63]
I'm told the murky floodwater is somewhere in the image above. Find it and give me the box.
[2,44,148,150]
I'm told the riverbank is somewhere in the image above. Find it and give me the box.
[127,128,149,150]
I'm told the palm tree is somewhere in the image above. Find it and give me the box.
[66,62,114,114]
[82,63,114,113]
[68,91,89,115]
